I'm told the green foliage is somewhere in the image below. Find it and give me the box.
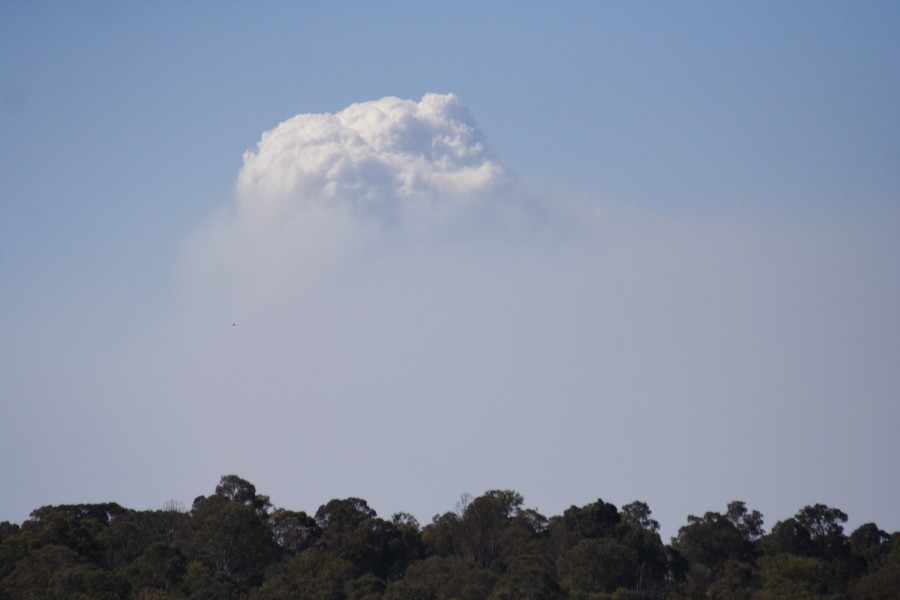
[848,532,900,600]
[250,549,358,600]
[188,492,280,594]
[0,476,895,600]
[20,503,130,563]
[621,501,660,534]
[182,560,232,600]
[456,490,525,567]
[215,475,272,518]
[383,555,496,600]
[794,504,850,560]
[313,498,419,581]
[489,552,562,600]
[850,523,890,557]
[850,561,900,600]
[0,544,83,599]
[760,518,812,557]
[674,501,762,584]
[0,524,19,545]
[557,499,621,544]
[267,508,320,554]
[558,538,639,597]
[122,543,187,593]
[705,560,759,600]
[0,529,28,582]
[316,498,377,533]
[421,511,461,558]
[755,553,830,599]
[0,543,127,600]
[96,508,191,571]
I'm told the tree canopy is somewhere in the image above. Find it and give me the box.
[0,475,896,599]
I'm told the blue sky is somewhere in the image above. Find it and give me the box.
[1,1,898,540]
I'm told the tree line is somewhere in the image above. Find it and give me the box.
[0,474,896,599]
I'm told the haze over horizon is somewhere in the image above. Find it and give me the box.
[1,2,898,542]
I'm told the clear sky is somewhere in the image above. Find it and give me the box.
[1,1,898,541]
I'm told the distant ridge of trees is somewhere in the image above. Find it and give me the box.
[0,475,897,599]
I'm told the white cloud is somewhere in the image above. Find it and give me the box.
[235,93,515,231]
[177,93,539,320]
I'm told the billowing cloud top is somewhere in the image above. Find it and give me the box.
[236,93,513,229]
[182,93,526,310]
